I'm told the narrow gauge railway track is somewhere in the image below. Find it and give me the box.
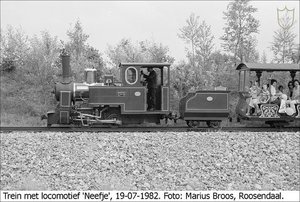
[0,126,299,133]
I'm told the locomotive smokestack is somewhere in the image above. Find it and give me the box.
[61,51,71,83]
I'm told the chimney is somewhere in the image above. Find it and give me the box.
[61,51,71,83]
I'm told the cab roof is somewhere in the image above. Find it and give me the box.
[236,63,300,71]
[119,63,171,68]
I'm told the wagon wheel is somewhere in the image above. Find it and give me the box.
[186,120,200,128]
[206,121,221,128]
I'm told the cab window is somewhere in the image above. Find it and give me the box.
[163,66,169,86]
[125,67,138,85]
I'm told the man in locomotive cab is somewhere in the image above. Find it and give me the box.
[141,67,157,111]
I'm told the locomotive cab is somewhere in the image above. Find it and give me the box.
[235,63,300,127]
[86,63,172,125]
[119,63,170,111]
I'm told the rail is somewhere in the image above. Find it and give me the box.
[0,126,299,133]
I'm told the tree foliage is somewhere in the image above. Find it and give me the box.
[65,20,104,81]
[106,39,142,66]
[178,13,201,67]
[210,51,237,90]
[177,14,216,90]
[291,44,300,64]
[106,38,174,80]
[260,51,267,63]
[66,20,89,61]
[1,28,61,121]
[139,40,175,64]
[270,13,297,63]
[194,20,214,72]
[170,61,194,98]
[107,39,174,65]
[0,25,30,72]
[221,0,260,63]
[1,20,105,124]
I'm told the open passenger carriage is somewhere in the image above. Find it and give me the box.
[235,63,300,127]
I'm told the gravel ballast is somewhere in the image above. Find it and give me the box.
[1,132,299,190]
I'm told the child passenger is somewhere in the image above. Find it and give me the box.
[270,79,280,105]
[287,80,300,115]
[277,85,288,114]
[246,80,261,116]
[259,83,270,104]
[287,81,294,100]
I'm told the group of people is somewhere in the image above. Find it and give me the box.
[246,79,300,116]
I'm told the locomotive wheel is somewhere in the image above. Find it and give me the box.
[206,121,221,128]
[186,120,200,128]
[104,108,122,128]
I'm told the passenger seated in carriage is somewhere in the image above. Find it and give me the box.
[287,81,294,100]
[250,83,270,116]
[277,85,289,114]
[256,83,273,116]
[258,83,270,104]
[246,80,261,116]
[270,79,281,105]
[286,79,300,115]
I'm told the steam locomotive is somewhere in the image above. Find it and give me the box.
[45,53,230,128]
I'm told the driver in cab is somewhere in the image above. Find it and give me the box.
[141,67,157,111]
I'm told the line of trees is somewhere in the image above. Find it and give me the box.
[1,0,299,125]
[174,0,261,100]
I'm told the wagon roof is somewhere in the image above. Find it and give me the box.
[236,63,300,71]
[119,63,171,68]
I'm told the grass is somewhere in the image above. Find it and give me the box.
[0,112,45,127]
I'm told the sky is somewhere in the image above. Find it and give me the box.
[1,1,299,65]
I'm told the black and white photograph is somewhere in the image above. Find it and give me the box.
[0,0,299,201]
